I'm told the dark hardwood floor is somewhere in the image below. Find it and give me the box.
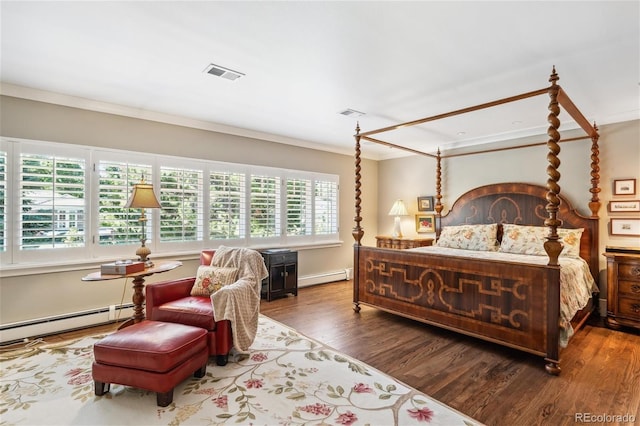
[26,280,640,425]
[261,281,640,426]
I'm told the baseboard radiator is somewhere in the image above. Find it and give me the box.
[0,303,134,345]
[0,268,353,345]
[298,268,352,287]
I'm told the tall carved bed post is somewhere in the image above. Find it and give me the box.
[353,123,363,312]
[435,149,443,239]
[544,67,563,376]
[544,67,563,266]
[589,123,601,217]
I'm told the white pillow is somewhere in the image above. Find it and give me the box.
[435,223,499,251]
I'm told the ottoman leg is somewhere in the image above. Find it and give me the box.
[157,389,174,407]
[94,381,110,396]
[194,363,207,378]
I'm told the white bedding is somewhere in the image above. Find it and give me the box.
[407,246,599,347]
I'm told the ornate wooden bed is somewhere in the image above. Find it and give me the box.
[352,68,601,375]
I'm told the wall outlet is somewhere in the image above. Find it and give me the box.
[108,305,116,321]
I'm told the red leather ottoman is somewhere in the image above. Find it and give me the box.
[92,320,208,407]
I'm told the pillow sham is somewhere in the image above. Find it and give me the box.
[558,228,584,258]
[190,265,239,297]
[435,223,499,251]
[499,224,583,258]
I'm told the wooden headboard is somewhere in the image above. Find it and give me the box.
[437,182,599,283]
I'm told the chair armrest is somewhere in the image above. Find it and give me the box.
[145,277,196,318]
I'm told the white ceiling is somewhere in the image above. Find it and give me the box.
[1,1,638,160]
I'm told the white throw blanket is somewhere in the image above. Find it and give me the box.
[210,246,269,353]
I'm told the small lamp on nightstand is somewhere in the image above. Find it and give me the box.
[388,199,408,238]
[124,177,162,266]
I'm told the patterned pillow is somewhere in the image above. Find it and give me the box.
[435,223,499,251]
[499,224,583,258]
[190,266,239,297]
[558,228,584,258]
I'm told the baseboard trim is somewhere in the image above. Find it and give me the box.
[0,304,133,344]
[299,268,351,287]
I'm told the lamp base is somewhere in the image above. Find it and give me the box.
[392,216,403,238]
[135,245,150,261]
[136,244,152,264]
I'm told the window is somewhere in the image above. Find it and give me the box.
[1,138,340,266]
[250,174,280,238]
[209,171,245,240]
[314,179,339,235]
[160,166,203,242]
[286,178,312,236]
[20,150,86,250]
[97,159,153,248]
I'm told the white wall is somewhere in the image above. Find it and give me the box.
[0,95,379,329]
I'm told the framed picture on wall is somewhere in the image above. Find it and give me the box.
[416,214,435,233]
[608,200,640,212]
[613,179,636,196]
[417,196,435,211]
[610,218,640,237]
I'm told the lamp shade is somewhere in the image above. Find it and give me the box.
[388,199,408,216]
[124,178,161,263]
[124,181,161,209]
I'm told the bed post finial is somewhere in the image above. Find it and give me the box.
[353,124,364,245]
[544,67,563,265]
[588,122,601,218]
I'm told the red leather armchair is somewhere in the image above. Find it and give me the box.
[145,250,233,366]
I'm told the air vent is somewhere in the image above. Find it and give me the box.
[339,108,365,117]
[203,63,245,81]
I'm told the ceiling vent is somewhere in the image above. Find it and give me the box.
[203,63,245,81]
[339,108,365,117]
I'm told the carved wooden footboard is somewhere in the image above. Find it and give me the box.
[354,245,563,373]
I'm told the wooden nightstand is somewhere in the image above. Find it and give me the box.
[375,236,433,250]
[604,248,640,331]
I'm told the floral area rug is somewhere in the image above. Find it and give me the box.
[1,315,481,425]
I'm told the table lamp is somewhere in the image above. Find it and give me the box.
[388,199,408,238]
[124,177,161,265]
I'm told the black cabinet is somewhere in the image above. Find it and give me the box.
[260,250,298,301]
